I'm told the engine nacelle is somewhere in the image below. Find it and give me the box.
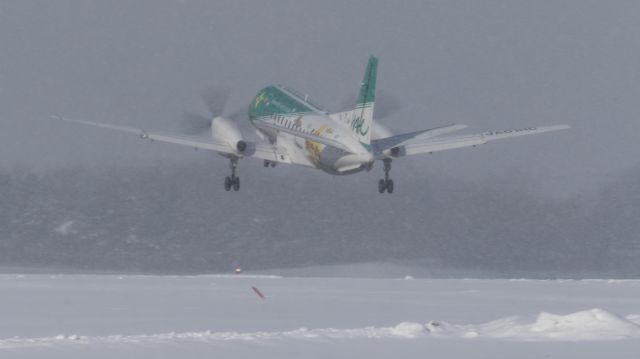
[211,116,246,153]
[390,146,401,157]
[373,122,405,157]
[236,140,247,152]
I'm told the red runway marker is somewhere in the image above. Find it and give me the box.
[252,286,266,299]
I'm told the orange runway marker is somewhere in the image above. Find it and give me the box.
[251,286,266,299]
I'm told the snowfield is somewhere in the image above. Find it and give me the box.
[1,273,640,358]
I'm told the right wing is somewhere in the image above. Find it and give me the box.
[379,125,570,158]
[371,123,467,155]
[52,116,293,164]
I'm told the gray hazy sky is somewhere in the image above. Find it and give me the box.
[1,0,639,196]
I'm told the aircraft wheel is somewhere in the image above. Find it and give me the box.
[386,179,394,194]
[233,177,240,191]
[378,179,386,193]
[270,161,276,168]
[224,177,232,191]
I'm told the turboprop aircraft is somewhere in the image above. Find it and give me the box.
[54,56,569,193]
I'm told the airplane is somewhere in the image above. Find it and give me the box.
[53,56,569,193]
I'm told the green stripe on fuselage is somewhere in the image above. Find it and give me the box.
[249,85,321,119]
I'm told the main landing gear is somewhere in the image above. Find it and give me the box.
[224,158,240,192]
[263,160,277,168]
[378,159,394,194]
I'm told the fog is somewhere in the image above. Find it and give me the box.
[2,163,640,277]
[1,1,639,277]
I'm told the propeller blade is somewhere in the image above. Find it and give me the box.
[228,107,248,123]
[180,111,211,135]
[338,90,400,120]
[374,91,400,120]
[338,93,358,112]
[201,86,231,117]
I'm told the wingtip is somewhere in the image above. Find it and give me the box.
[554,124,572,130]
[539,124,571,131]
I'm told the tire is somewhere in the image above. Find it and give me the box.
[224,177,232,191]
[378,179,386,193]
[386,179,394,194]
[233,177,240,191]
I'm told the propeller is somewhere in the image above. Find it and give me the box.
[180,111,211,135]
[373,91,400,120]
[338,90,400,120]
[180,86,232,135]
[201,86,231,117]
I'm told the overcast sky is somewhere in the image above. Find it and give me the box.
[1,0,639,197]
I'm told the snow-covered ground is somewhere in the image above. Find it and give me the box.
[1,272,640,358]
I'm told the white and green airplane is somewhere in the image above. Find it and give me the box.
[54,56,569,193]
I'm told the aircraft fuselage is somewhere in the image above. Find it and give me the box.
[249,85,373,175]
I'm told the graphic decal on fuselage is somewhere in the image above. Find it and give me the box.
[249,85,356,170]
[304,124,331,165]
[253,92,268,108]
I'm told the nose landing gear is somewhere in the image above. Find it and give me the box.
[224,158,240,192]
[378,159,394,194]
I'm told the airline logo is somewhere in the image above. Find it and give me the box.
[351,114,369,136]
[254,92,268,108]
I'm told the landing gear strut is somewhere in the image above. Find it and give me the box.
[378,159,394,194]
[224,158,240,192]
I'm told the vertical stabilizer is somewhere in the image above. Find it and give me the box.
[352,56,378,145]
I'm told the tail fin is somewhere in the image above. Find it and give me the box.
[351,56,378,145]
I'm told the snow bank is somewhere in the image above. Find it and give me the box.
[425,308,640,341]
[2,309,638,349]
[390,322,428,338]
[529,309,640,340]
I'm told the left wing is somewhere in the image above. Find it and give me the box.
[51,116,293,163]
[378,125,570,158]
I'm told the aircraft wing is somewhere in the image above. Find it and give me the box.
[371,123,467,154]
[51,116,292,163]
[380,125,570,158]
